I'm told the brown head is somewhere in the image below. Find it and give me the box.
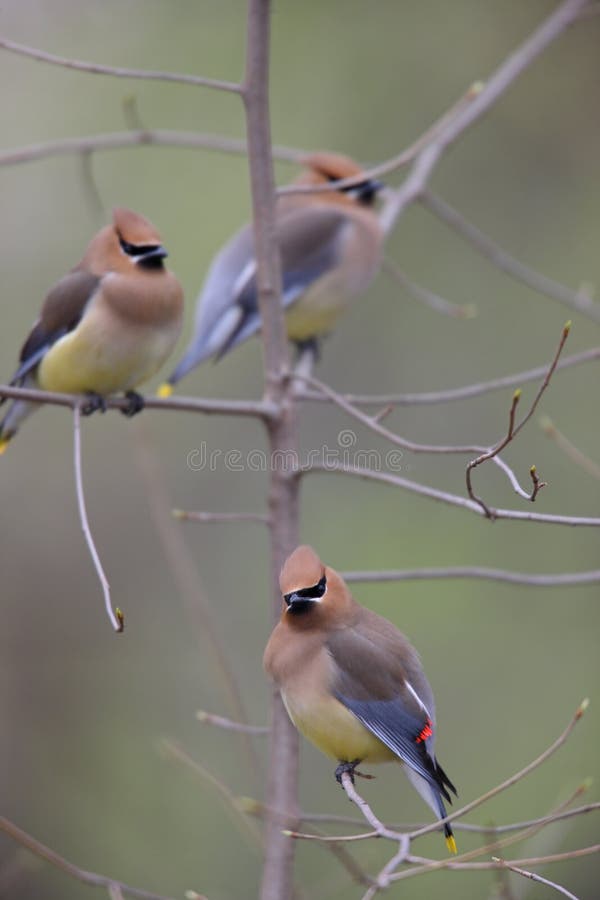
[81,208,169,276]
[292,152,384,209]
[279,545,355,630]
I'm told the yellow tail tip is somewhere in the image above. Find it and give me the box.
[157,382,174,398]
[0,437,10,456]
[446,834,457,855]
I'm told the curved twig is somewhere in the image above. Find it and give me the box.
[73,404,122,633]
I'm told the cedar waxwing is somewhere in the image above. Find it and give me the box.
[264,545,458,854]
[159,152,384,393]
[0,208,183,452]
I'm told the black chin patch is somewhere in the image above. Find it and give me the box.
[287,598,316,615]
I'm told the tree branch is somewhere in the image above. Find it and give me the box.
[342,566,600,587]
[378,0,590,235]
[0,816,177,900]
[491,857,578,900]
[241,3,301,899]
[0,36,241,93]
[421,190,600,324]
[174,510,270,525]
[382,257,477,319]
[466,322,570,515]
[0,385,275,420]
[541,416,600,480]
[302,462,600,527]
[195,710,269,735]
[297,347,600,408]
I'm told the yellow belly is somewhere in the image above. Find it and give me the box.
[38,311,178,395]
[284,272,352,341]
[282,690,396,764]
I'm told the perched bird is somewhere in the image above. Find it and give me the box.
[159,152,384,393]
[0,208,183,452]
[264,545,458,854]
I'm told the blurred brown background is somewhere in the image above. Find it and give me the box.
[0,2,598,898]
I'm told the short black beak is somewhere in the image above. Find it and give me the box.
[284,591,300,607]
[357,178,385,204]
[144,244,168,260]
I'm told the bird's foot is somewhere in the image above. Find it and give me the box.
[335,759,362,786]
[81,392,107,416]
[121,391,145,418]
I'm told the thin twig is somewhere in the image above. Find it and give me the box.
[409,699,589,842]
[382,257,477,319]
[73,404,122,633]
[0,816,175,900]
[0,129,305,169]
[342,566,600,587]
[174,510,270,525]
[0,36,241,93]
[302,461,600,527]
[378,0,590,235]
[466,322,570,516]
[279,81,484,197]
[293,800,599,834]
[196,710,269,735]
[541,416,600,480]
[297,347,600,407]
[421,190,600,324]
[492,857,579,899]
[294,371,534,500]
[392,845,600,879]
[159,739,263,851]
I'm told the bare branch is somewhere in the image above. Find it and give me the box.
[0,816,176,900]
[379,0,590,234]
[278,81,484,197]
[241,3,302,899]
[409,699,589,842]
[0,36,240,93]
[394,845,600,877]
[295,371,539,501]
[297,347,600,408]
[466,323,570,515]
[0,384,275,420]
[302,462,600,527]
[541,416,600,480]
[196,710,269,735]
[342,566,600,587]
[492,857,579,900]
[287,801,599,842]
[382,257,477,319]
[159,739,263,851]
[0,129,306,169]
[73,404,123,633]
[421,190,600,324]
[174,510,270,525]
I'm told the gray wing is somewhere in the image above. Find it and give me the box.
[6,270,100,387]
[167,207,350,384]
[327,621,455,802]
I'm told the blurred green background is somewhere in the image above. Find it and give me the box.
[0,1,599,898]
